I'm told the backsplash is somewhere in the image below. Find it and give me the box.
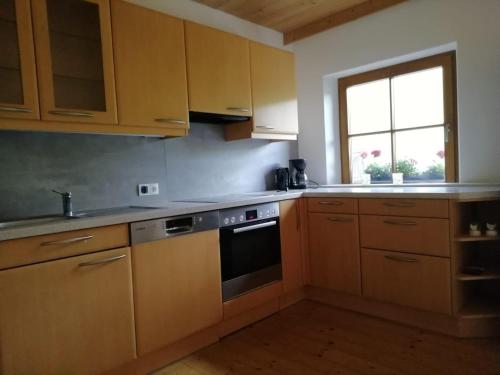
[0,123,297,220]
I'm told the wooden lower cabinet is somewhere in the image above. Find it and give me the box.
[361,248,451,315]
[0,247,136,375]
[308,212,361,295]
[132,229,223,356]
[279,199,303,292]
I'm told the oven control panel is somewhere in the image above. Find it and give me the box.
[219,202,279,227]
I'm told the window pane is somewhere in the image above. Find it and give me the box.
[346,79,391,135]
[392,67,444,129]
[349,133,392,184]
[394,127,445,182]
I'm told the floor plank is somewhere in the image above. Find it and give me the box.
[153,301,500,375]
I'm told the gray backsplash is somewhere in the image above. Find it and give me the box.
[0,123,297,220]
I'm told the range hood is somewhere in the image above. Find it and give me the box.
[189,111,250,124]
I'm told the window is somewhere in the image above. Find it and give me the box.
[338,52,457,184]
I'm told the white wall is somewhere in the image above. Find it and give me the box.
[125,0,288,50]
[293,0,500,183]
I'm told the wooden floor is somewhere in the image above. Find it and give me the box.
[153,300,500,375]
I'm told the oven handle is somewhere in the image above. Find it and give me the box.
[232,220,277,234]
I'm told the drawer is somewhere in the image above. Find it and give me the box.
[359,198,448,218]
[307,198,358,214]
[361,248,451,315]
[360,215,449,257]
[0,224,129,269]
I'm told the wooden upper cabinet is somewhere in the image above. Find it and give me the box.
[185,21,252,117]
[31,0,117,124]
[250,42,298,135]
[0,0,39,119]
[111,0,188,130]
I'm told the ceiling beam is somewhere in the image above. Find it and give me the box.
[283,0,407,44]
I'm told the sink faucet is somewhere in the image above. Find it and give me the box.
[52,190,74,217]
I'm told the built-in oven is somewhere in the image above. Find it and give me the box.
[219,202,282,301]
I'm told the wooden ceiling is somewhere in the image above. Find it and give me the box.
[193,0,406,44]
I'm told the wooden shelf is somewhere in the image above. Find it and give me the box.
[457,270,500,281]
[458,299,500,319]
[455,235,500,242]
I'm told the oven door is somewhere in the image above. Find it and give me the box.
[220,218,282,301]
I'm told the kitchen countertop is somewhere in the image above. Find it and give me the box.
[2,184,500,241]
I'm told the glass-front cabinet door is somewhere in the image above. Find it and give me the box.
[31,0,117,124]
[0,0,39,119]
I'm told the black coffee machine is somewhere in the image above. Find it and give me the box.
[289,159,308,189]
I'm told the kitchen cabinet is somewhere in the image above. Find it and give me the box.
[132,229,223,355]
[308,212,361,295]
[362,248,452,314]
[31,0,117,124]
[0,0,39,119]
[111,0,189,133]
[185,21,252,117]
[250,42,298,137]
[279,199,303,292]
[0,247,136,374]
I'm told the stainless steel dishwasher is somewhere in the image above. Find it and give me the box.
[130,211,222,355]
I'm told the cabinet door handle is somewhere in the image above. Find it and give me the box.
[0,106,32,113]
[154,118,187,125]
[383,220,417,226]
[327,217,353,223]
[49,110,94,118]
[256,125,275,130]
[319,201,343,206]
[383,201,416,208]
[78,254,127,267]
[226,107,250,112]
[41,235,94,246]
[384,254,418,263]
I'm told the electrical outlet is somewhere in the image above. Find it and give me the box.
[138,183,159,196]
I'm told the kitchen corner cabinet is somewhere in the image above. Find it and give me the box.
[308,212,361,295]
[185,21,252,117]
[0,247,136,375]
[111,0,189,133]
[132,229,223,355]
[0,0,39,120]
[279,199,304,292]
[31,0,117,124]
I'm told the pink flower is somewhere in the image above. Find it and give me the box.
[410,158,417,165]
[360,152,368,159]
[436,150,445,159]
[371,150,381,157]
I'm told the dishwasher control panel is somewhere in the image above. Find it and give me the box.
[219,202,279,228]
[130,210,220,245]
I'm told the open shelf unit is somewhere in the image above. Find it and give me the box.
[451,199,500,332]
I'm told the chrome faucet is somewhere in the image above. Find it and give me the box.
[52,190,74,217]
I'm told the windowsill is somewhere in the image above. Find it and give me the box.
[324,182,500,188]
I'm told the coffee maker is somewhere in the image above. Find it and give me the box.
[289,159,308,189]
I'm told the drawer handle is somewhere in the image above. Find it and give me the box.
[383,220,417,226]
[328,217,353,223]
[385,254,418,263]
[78,254,126,267]
[154,118,187,125]
[319,201,343,206]
[383,201,416,208]
[49,110,94,118]
[256,125,275,130]
[0,105,32,113]
[41,235,94,246]
[226,107,250,112]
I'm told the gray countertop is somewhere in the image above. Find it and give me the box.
[2,184,500,241]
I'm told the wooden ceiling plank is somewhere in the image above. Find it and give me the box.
[283,0,407,44]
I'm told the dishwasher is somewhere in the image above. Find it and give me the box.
[130,211,222,356]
